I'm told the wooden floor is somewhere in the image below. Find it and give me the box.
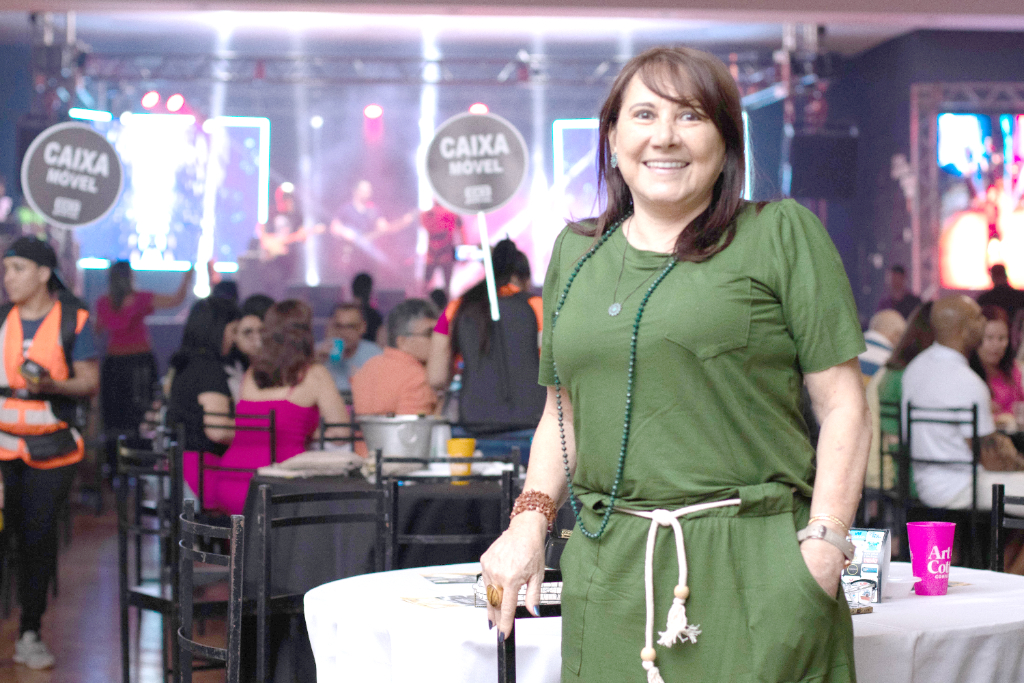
[0,493,225,683]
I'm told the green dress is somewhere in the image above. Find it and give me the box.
[539,200,865,683]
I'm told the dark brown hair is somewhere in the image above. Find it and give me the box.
[252,299,314,389]
[573,46,746,262]
[885,301,935,371]
[969,304,1015,380]
[453,239,520,356]
[108,260,134,311]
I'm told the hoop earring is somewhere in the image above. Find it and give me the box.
[610,152,618,169]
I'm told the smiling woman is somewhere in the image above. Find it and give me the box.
[607,77,726,245]
[480,46,870,683]
[582,47,746,261]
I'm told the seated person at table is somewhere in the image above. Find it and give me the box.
[866,302,934,490]
[901,295,1024,514]
[315,303,382,393]
[225,293,274,401]
[170,297,240,507]
[969,305,1024,431]
[858,308,905,380]
[351,298,438,417]
[203,299,349,514]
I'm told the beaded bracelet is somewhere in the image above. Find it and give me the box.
[808,514,849,532]
[510,489,558,531]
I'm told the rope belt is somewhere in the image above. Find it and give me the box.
[618,498,742,683]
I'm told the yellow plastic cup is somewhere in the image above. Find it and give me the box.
[448,438,475,484]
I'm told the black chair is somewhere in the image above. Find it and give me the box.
[497,568,563,683]
[383,448,517,569]
[178,502,246,683]
[253,482,391,683]
[196,409,277,516]
[317,419,362,451]
[117,436,183,683]
[903,403,983,567]
[990,484,1024,572]
[858,400,903,528]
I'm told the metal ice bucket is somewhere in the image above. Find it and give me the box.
[357,415,445,464]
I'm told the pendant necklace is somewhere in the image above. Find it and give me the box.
[608,217,673,316]
[551,217,677,539]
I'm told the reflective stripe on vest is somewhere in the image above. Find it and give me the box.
[0,302,88,467]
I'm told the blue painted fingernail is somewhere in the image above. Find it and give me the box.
[488,619,494,630]
[498,631,505,645]
[531,605,540,617]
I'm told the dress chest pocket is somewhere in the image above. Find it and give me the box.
[663,273,752,360]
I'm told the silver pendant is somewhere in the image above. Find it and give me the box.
[608,302,622,316]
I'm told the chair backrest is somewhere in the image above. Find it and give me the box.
[905,403,983,566]
[178,501,245,683]
[386,467,515,568]
[116,435,184,590]
[990,484,1024,572]
[196,409,277,513]
[317,419,362,451]
[254,483,390,682]
[497,568,562,683]
[868,399,903,495]
[137,399,173,454]
[878,400,903,448]
[904,402,980,506]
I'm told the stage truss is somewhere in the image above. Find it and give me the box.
[910,82,1024,296]
[82,50,773,88]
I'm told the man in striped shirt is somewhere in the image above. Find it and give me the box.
[859,309,906,379]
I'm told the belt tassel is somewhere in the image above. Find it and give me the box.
[622,498,741,683]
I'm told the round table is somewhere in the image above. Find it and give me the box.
[304,561,1024,683]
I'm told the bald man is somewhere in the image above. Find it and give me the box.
[902,295,1024,516]
[859,309,906,378]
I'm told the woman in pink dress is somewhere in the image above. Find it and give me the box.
[205,300,349,514]
[970,305,1024,428]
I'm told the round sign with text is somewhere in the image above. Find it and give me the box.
[20,121,124,229]
[425,112,528,214]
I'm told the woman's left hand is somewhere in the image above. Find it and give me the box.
[800,539,846,598]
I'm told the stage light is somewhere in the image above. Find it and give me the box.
[280,181,295,193]
[77,257,111,269]
[166,94,185,112]
[69,108,113,123]
[469,103,489,115]
[141,91,160,109]
[364,104,383,119]
[310,115,324,129]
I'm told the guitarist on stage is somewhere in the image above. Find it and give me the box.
[326,180,414,283]
[256,182,327,289]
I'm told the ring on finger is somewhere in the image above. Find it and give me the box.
[486,584,503,607]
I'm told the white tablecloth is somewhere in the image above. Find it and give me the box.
[305,562,1024,683]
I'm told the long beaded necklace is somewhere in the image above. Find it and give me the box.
[551,218,677,539]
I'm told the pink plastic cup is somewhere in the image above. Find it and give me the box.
[906,522,956,595]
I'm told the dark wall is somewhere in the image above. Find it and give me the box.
[0,42,32,201]
[828,29,1024,318]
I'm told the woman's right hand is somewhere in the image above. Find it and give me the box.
[480,511,548,640]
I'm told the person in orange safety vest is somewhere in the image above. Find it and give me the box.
[0,236,99,670]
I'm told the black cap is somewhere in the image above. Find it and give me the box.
[4,236,65,290]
